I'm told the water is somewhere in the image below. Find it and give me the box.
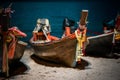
[3,1,119,42]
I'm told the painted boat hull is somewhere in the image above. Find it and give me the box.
[30,37,77,67]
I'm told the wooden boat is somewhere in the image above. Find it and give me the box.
[0,4,28,76]
[9,40,28,64]
[29,10,116,67]
[30,32,114,67]
[0,27,28,76]
[29,10,115,67]
[0,40,27,76]
[86,32,114,57]
[29,10,90,67]
[30,37,77,67]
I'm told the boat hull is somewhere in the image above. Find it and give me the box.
[9,41,28,64]
[85,32,113,57]
[30,37,77,67]
[0,40,27,73]
[30,32,114,67]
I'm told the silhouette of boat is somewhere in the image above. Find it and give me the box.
[86,32,113,57]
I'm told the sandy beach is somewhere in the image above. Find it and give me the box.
[0,48,120,80]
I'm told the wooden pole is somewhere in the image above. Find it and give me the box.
[75,10,88,63]
[80,10,88,25]
[2,34,9,77]
[1,3,12,77]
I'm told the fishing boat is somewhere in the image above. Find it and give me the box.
[85,32,114,57]
[30,36,77,67]
[0,4,27,76]
[30,10,90,67]
[29,10,114,67]
[0,27,27,77]
[87,14,120,57]
[9,40,28,64]
[30,32,114,66]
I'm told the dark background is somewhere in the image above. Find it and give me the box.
[1,0,120,42]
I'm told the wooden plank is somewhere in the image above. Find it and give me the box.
[80,10,88,25]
